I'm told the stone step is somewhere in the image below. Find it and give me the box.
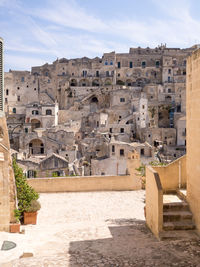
[163,202,189,212]
[163,211,193,222]
[163,221,196,231]
[159,230,198,241]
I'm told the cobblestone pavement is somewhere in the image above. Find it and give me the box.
[3,191,200,267]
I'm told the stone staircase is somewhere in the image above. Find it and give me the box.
[160,190,198,240]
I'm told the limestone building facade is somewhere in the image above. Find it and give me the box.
[4,44,197,176]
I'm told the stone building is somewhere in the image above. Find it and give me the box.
[4,44,197,176]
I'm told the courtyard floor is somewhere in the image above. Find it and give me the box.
[1,191,200,267]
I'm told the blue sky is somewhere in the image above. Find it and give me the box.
[1,0,200,71]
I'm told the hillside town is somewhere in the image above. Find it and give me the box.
[4,44,196,178]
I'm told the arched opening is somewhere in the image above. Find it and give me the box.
[126,79,132,86]
[91,97,98,103]
[90,96,98,112]
[92,79,100,86]
[13,108,16,114]
[79,79,89,87]
[29,139,44,155]
[31,119,41,131]
[104,79,112,86]
[116,80,125,85]
[46,109,52,115]
[70,79,77,86]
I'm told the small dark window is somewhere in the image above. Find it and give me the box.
[25,128,28,133]
[96,71,99,77]
[120,98,125,102]
[141,148,144,155]
[6,89,9,95]
[168,88,171,93]
[117,62,121,68]
[120,128,124,133]
[117,73,120,77]
[156,61,160,68]
[168,69,171,74]
[110,128,112,133]
[97,121,99,127]
[142,61,146,68]
[168,77,171,82]
[106,71,109,77]
[17,96,20,102]
[120,149,124,156]
[46,109,52,115]
[5,98,7,103]
[129,61,133,68]
[112,145,115,153]
[13,108,16,113]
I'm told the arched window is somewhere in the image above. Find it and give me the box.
[110,60,113,65]
[46,109,52,115]
[13,108,16,113]
[105,60,108,65]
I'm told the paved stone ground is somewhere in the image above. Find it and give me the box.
[2,191,200,267]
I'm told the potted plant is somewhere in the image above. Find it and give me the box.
[13,159,40,225]
[24,200,41,225]
[10,209,21,233]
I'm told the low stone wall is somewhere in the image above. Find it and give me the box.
[146,166,163,239]
[153,155,186,191]
[27,174,142,193]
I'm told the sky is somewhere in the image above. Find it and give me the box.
[1,0,200,71]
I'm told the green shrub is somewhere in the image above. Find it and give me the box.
[13,159,39,217]
[26,200,41,212]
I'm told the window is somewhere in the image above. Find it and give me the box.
[110,128,112,133]
[33,110,39,115]
[110,60,113,65]
[120,149,124,156]
[142,61,146,68]
[129,61,133,68]
[45,72,48,76]
[141,148,144,155]
[155,61,160,68]
[6,89,9,95]
[168,69,171,74]
[117,62,121,68]
[117,73,120,77]
[183,70,186,75]
[25,128,28,133]
[97,121,99,127]
[46,109,52,115]
[142,105,145,109]
[17,96,20,102]
[120,98,125,102]
[96,71,99,77]
[82,70,87,77]
[120,128,124,133]
[112,145,115,153]
[105,60,108,65]
[13,108,16,113]
[168,88,171,93]
[5,98,7,103]
[21,77,24,82]
[48,79,50,83]
[106,71,109,77]
[168,76,171,82]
